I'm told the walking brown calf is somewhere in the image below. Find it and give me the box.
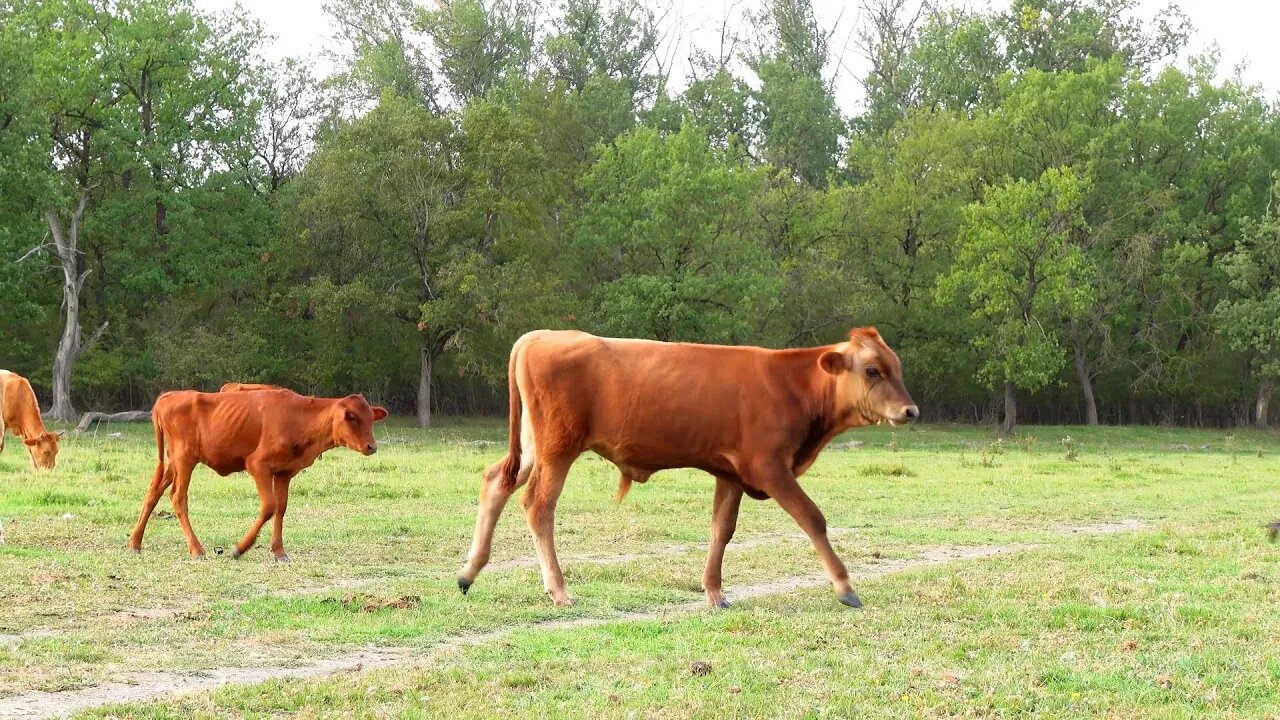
[128,389,387,561]
[459,328,918,608]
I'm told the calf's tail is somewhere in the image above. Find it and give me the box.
[498,338,524,492]
[152,415,171,489]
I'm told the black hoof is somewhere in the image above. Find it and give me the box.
[839,591,863,609]
[714,598,732,610]
[274,554,291,564]
[458,576,472,595]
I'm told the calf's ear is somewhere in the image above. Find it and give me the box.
[371,407,389,422]
[819,351,850,375]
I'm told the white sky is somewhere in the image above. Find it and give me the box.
[200,0,1280,112]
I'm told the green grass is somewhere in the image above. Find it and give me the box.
[1,421,1279,717]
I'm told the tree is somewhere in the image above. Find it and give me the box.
[1214,179,1280,427]
[1001,0,1190,75]
[1,0,257,419]
[235,58,324,195]
[544,0,659,146]
[416,0,538,105]
[855,1,1003,138]
[324,0,437,108]
[989,60,1122,424]
[938,167,1093,433]
[841,109,985,413]
[282,91,557,426]
[572,123,779,342]
[747,0,843,186]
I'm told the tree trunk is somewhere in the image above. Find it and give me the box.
[49,302,79,422]
[44,191,93,423]
[1000,381,1016,435]
[1072,338,1100,426]
[1257,378,1273,429]
[75,410,151,433]
[417,345,433,428]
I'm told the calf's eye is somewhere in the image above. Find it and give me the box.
[866,367,881,379]
[345,412,357,422]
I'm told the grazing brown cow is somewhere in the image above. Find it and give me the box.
[0,370,62,470]
[219,382,290,393]
[128,389,388,561]
[459,328,918,609]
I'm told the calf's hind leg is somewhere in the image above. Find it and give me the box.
[458,458,531,593]
[128,460,175,553]
[168,458,206,558]
[703,475,744,609]
[522,453,576,606]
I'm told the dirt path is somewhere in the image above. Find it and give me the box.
[0,520,1145,719]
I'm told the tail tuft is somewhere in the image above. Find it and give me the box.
[613,475,632,505]
[498,453,520,492]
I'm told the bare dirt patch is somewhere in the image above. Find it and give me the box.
[1057,519,1148,535]
[488,527,860,571]
[113,607,189,622]
[0,648,409,720]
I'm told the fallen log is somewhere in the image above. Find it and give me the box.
[75,410,151,433]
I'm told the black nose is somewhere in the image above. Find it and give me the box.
[365,443,378,454]
[904,406,919,420]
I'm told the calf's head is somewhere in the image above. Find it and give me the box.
[819,327,918,426]
[332,395,389,455]
[25,431,62,470]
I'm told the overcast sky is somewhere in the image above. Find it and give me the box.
[197,0,1280,112]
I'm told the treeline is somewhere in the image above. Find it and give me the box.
[1,0,1279,430]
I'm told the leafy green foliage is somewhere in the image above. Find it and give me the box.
[939,167,1094,393]
[1214,181,1280,384]
[0,0,1277,427]
[573,124,778,342]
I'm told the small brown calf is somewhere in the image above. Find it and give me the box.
[128,389,387,561]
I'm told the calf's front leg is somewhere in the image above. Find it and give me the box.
[754,461,861,608]
[269,475,293,562]
[233,468,277,559]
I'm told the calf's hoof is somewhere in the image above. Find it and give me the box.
[230,549,243,560]
[838,590,864,609]
[713,598,732,610]
[126,545,141,555]
[549,593,575,607]
[457,577,473,595]
[274,554,292,564]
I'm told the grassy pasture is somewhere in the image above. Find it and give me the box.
[1,420,1279,718]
